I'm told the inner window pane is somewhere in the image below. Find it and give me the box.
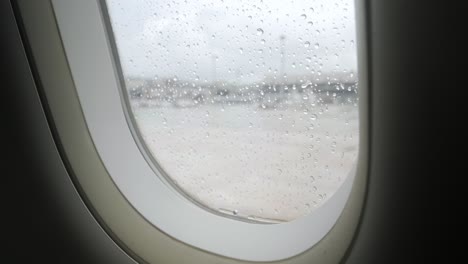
[106,0,359,222]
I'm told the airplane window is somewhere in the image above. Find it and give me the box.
[105,0,358,222]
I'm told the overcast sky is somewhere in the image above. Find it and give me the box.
[107,0,357,83]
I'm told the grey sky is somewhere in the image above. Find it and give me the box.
[107,0,357,83]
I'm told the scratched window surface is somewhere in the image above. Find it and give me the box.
[106,0,359,222]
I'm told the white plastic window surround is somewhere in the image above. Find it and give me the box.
[51,0,359,262]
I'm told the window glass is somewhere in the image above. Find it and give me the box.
[106,0,358,222]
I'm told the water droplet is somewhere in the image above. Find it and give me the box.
[239,48,244,54]
[233,209,238,215]
[304,41,311,48]
[314,43,320,49]
[301,14,307,19]
[310,114,318,120]
[256,28,264,35]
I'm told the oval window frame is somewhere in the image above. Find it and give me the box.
[17,0,370,262]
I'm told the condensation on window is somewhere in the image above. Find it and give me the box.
[106,0,358,222]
